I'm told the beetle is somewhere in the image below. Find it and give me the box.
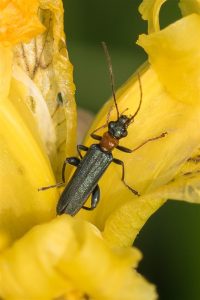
[39,42,167,216]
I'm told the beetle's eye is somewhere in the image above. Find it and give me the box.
[122,130,127,137]
[109,121,115,129]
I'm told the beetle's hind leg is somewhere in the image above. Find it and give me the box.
[38,157,80,191]
[82,185,100,211]
[113,158,140,196]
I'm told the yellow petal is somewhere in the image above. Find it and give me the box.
[0,0,45,45]
[13,0,76,179]
[0,0,76,245]
[0,49,54,247]
[14,0,76,181]
[103,197,165,247]
[141,153,200,206]
[78,13,200,247]
[179,0,200,16]
[139,0,166,33]
[78,66,200,246]
[0,216,157,300]
[137,14,200,105]
[0,45,12,99]
[0,94,58,245]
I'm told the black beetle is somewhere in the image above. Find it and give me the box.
[39,42,167,216]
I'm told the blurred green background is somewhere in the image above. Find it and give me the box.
[64,0,200,299]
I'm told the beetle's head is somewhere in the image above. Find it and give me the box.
[108,115,131,139]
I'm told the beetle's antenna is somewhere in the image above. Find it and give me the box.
[127,73,142,124]
[102,41,120,120]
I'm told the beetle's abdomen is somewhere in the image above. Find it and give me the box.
[57,144,113,216]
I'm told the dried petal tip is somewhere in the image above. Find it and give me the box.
[0,0,45,45]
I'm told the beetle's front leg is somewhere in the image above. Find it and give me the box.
[38,157,80,191]
[82,185,100,210]
[62,157,80,182]
[77,144,89,159]
[90,132,102,141]
[113,158,140,196]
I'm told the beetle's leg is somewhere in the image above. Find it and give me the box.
[62,157,80,182]
[39,157,80,191]
[116,145,134,153]
[82,185,100,210]
[77,144,89,159]
[116,132,167,153]
[38,182,66,191]
[91,133,102,141]
[113,158,140,196]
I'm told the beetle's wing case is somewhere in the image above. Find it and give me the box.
[57,144,113,216]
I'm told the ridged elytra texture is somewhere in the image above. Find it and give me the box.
[57,144,113,215]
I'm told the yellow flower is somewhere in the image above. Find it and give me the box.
[0,0,156,299]
[80,0,200,248]
[1,0,200,299]
[0,0,77,245]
